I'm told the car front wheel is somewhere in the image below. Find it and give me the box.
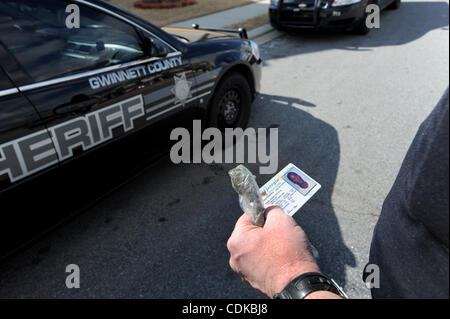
[353,7,371,35]
[207,72,252,131]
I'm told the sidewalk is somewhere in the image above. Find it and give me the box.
[169,0,269,28]
[168,0,280,43]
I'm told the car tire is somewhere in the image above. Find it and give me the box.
[271,22,284,31]
[388,0,401,10]
[207,72,252,131]
[353,6,371,35]
[353,20,370,35]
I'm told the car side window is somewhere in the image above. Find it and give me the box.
[0,67,13,91]
[0,0,150,83]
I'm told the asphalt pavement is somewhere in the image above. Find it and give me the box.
[0,0,448,299]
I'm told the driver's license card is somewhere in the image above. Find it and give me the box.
[259,163,321,216]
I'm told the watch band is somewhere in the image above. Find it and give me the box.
[273,272,349,299]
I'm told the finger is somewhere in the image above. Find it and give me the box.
[238,211,253,224]
[229,212,248,235]
[264,206,298,228]
[264,205,282,219]
[264,205,286,223]
[229,257,237,272]
[237,206,279,228]
[235,212,258,231]
[228,212,255,246]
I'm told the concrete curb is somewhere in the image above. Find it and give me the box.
[249,24,283,45]
[165,0,283,45]
[248,24,273,38]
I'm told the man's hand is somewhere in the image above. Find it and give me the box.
[227,206,326,298]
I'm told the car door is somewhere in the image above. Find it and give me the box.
[0,61,63,257]
[0,62,58,194]
[0,0,201,257]
[0,0,196,168]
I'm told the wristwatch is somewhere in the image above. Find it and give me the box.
[273,272,349,299]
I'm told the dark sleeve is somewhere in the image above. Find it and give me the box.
[368,88,449,299]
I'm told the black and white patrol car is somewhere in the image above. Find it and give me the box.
[269,0,401,34]
[0,0,261,257]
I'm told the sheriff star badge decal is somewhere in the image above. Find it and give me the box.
[172,72,193,106]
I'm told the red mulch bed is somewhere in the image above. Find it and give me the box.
[135,0,196,9]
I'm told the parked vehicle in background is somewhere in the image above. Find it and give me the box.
[269,0,401,34]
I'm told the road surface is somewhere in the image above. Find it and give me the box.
[0,0,448,299]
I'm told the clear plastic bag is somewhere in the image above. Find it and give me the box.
[229,165,266,226]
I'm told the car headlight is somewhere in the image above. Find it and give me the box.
[250,41,260,61]
[270,0,280,6]
[332,0,361,6]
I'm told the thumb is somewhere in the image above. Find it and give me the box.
[264,206,297,229]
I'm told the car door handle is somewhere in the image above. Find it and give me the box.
[55,98,98,115]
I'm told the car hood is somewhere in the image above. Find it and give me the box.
[162,27,235,43]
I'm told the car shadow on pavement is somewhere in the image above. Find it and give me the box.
[262,1,449,61]
[261,94,317,108]
[248,93,357,290]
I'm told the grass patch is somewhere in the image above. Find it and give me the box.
[225,13,268,31]
[111,0,262,27]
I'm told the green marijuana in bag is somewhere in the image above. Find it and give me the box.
[229,165,266,227]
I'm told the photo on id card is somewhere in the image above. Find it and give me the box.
[283,167,317,196]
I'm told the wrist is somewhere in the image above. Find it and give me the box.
[304,290,344,299]
[269,261,320,298]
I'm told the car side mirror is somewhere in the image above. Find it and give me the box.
[144,36,169,58]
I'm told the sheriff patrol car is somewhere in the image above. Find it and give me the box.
[269,0,401,34]
[0,0,261,257]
